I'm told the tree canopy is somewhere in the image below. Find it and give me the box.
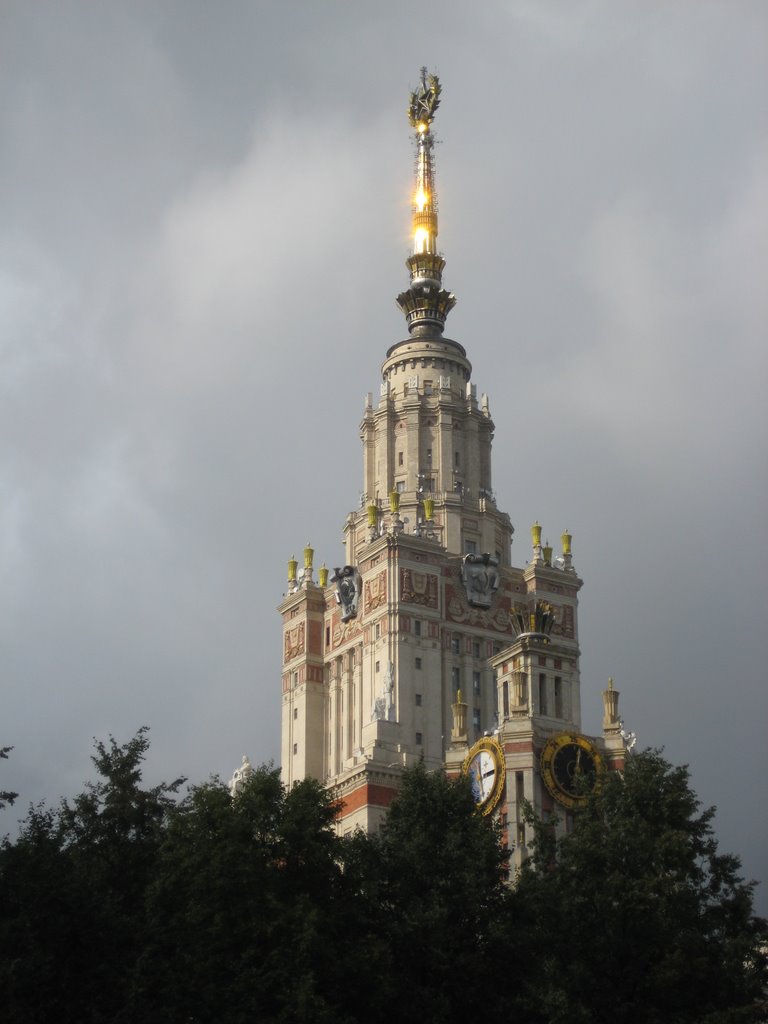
[0,736,764,1024]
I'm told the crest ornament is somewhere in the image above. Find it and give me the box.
[461,553,500,609]
[331,566,361,622]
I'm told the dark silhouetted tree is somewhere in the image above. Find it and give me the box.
[513,749,767,1024]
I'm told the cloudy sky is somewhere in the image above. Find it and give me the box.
[2,2,766,907]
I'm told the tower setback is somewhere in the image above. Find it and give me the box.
[279,70,628,845]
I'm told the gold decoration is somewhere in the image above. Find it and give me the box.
[531,521,542,548]
[408,67,441,130]
[561,530,572,556]
[303,543,314,569]
[318,564,329,588]
[540,733,603,810]
[367,503,379,528]
[287,555,298,582]
[462,736,506,816]
[389,489,400,514]
[543,540,553,565]
[423,496,434,520]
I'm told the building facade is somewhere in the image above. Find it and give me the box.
[278,70,628,845]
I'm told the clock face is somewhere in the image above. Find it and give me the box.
[540,733,603,810]
[462,737,505,816]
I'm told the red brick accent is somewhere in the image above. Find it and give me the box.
[308,620,322,655]
[504,740,535,754]
[306,664,324,683]
[337,782,398,818]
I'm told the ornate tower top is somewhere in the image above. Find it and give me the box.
[396,69,456,337]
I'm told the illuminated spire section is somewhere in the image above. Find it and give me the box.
[396,69,456,337]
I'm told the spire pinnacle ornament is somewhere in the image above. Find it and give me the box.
[396,68,456,336]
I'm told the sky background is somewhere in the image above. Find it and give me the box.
[2,2,766,909]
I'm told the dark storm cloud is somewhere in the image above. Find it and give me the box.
[1,2,766,908]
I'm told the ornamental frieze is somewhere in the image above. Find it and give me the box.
[331,616,364,649]
[364,569,387,614]
[445,583,512,633]
[400,567,439,609]
[284,622,305,663]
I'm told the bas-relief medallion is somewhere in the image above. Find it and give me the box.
[284,622,305,662]
[445,581,512,633]
[400,568,439,609]
[331,612,363,650]
[364,570,387,614]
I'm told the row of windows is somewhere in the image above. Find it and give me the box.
[396,449,462,467]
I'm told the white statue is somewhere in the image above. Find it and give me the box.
[229,754,253,797]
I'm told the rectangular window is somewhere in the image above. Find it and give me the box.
[398,450,404,466]
[452,636,461,654]
[464,539,477,554]
[455,451,460,468]
[554,676,563,718]
[375,661,380,673]
[293,708,298,720]
[415,732,423,746]
[473,670,481,695]
[472,708,481,731]
[424,380,433,395]
[426,448,432,466]
[415,657,422,670]
[396,480,405,493]
[452,666,461,690]
[293,743,298,755]
[375,622,380,639]
[415,693,422,707]
[472,640,481,659]
[538,673,547,715]
[502,679,509,718]
[414,619,422,637]
[325,625,330,647]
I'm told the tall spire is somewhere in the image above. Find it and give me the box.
[396,68,456,337]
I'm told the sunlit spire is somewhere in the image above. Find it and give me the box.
[396,68,456,336]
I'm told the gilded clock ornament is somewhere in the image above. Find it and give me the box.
[540,733,603,810]
[463,736,506,815]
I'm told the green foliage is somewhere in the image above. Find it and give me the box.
[0,738,764,1024]
[0,728,183,1024]
[514,749,768,1024]
[134,769,361,1022]
[367,762,513,1022]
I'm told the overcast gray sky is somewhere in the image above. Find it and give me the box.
[2,1,766,909]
